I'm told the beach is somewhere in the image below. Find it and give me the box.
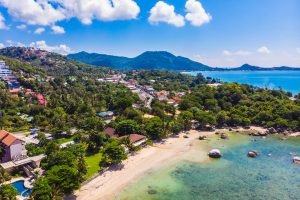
[74,130,214,200]
[72,126,298,200]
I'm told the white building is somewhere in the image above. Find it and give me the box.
[0,61,12,77]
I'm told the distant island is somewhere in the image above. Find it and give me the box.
[68,51,300,71]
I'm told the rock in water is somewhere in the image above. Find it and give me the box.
[293,157,300,164]
[208,149,222,158]
[220,133,228,139]
[199,136,207,140]
[248,150,259,158]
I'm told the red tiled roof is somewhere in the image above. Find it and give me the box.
[36,93,47,107]
[128,134,146,144]
[0,130,9,140]
[0,130,21,146]
[104,128,118,138]
[9,88,21,93]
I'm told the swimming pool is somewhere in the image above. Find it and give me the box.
[12,180,32,197]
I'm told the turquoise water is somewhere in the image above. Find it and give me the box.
[118,135,300,200]
[12,180,31,197]
[185,71,300,95]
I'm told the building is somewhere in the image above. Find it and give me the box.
[0,130,26,163]
[98,111,114,119]
[0,61,12,77]
[144,86,155,93]
[127,134,147,147]
[35,93,48,107]
[103,127,119,138]
[155,90,169,101]
[128,79,138,85]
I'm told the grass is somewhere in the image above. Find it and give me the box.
[85,152,103,179]
[57,136,75,144]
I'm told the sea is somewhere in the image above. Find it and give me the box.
[117,134,300,200]
[183,70,300,95]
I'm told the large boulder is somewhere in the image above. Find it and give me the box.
[293,157,300,164]
[220,133,228,140]
[248,150,259,158]
[208,149,222,158]
[251,131,268,137]
[268,127,276,134]
[199,135,207,140]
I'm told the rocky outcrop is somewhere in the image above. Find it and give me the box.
[208,149,222,158]
[251,131,268,137]
[248,150,259,158]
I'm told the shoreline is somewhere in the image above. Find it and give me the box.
[72,130,214,200]
[71,126,299,200]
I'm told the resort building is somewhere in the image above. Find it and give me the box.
[127,134,147,147]
[0,130,26,163]
[0,61,12,77]
[0,130,45,175]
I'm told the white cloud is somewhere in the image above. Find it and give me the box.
[297,48,300,54]
[51,25,65,34]
[148,1,185,27]
[6,40,14,46]
[257,46,271,54]
[185,0,211,26]
[0,0,140,29]
[0,12,8,30]
[223,50,252,56]
[16,24,27,30]
[29,40,72,55]
[54,0,140,25]
[34,27,45,34]
[16,42,25,47]
[0,0,66,26]
[0,43,4,49]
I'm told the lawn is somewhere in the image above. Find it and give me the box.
[57,136,75,144]
[85,152,103,179]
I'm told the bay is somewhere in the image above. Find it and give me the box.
[117,135,300,200]
[184,71,300,95]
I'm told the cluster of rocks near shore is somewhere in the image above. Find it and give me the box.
[250,127,297,137]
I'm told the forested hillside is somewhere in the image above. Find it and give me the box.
[0,47,111,77]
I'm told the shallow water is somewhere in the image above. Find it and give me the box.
[185,70,300,95]
[117,134,300,200]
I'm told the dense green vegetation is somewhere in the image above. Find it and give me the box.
[0,184,18,200]
[68,51,211,71]
[1,47,300,199]
[179,83,300,130]
[0,47,111,77]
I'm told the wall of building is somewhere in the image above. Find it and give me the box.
[9,140,25,160]
[1,146,11,163]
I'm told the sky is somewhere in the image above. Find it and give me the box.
[0,0,299,67]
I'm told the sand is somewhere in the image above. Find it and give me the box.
[73,130,214,200]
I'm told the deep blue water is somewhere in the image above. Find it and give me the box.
[12,180,31,197]
[185,71,300,95]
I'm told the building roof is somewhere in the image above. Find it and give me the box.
[128,134,146,144]
[104,127,118,138]
[0,130,22,146]
[98,111,114,117]
[9,88,21,93]
[0,130,9,140]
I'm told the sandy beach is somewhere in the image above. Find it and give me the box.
[73,130,214,200]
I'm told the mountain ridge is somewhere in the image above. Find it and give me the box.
[68,51,300,71]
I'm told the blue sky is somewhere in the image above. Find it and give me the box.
[0,0,299,67]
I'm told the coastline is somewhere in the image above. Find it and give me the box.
[72,126,299,200]
[73,130,214,200]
